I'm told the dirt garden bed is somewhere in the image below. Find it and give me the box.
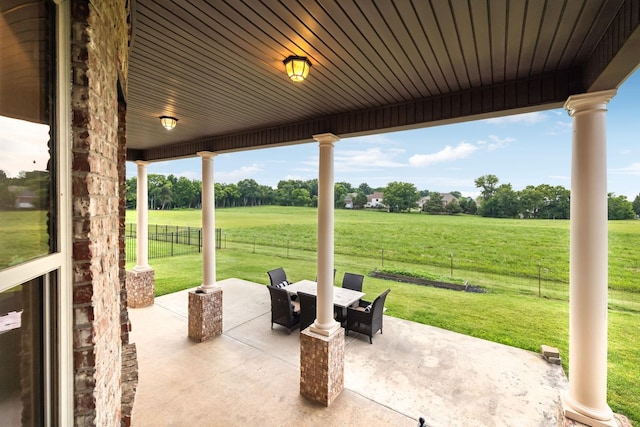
[370,271,485,293]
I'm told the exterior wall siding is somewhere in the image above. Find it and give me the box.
[70,1,130,425]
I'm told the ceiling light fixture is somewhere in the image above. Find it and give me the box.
[283,56,311,82]
[159,116,178,130]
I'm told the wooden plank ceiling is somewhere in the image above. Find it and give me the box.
[127,0,640,161]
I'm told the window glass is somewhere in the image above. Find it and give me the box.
[0,278,45,426]
[0,0,54,269]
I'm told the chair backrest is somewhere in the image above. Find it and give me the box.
[371,289,391,318]
[297,291,317,331]
[342,272,364,292]
[267,285,295,326]
[267,267,288,287]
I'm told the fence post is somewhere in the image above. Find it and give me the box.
[538,260,541,298]
[198,229,202,253]
[381,248,384,267]
[188,226,191,246]
[287,240,290,258]
[253,235,256,253]
[171,232,174,256]
[450,252,454,278]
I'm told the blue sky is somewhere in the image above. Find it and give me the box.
[127,68,640,200]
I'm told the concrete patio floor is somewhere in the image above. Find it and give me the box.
[128,278,568,426]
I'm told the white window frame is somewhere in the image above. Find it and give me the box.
[0,0,73,424]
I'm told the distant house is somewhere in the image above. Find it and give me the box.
[441,193,458,206]
[15,189,38,209]
[344,193,357,209]
[419,193,458,210]
[366,191,384,208]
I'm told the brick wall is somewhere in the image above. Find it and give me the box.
[70,1,130,426]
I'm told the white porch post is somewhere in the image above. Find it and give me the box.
[198,151,217,291]
[134,160,150,270]
[310,133,341,336]
[561,89,617,427]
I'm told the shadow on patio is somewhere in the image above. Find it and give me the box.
[129,278,567,426]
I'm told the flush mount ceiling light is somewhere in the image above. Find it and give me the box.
[283,56,311,82]
[159,116,178,130]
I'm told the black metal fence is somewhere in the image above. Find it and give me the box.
[125,224,220,263]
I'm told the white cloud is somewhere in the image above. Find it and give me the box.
[318,147,407,173]
[549,175,570,181]
[176,170,199,180]
[408,142,478,167]
[611,162,640,175]
[487,134,515,151]
[545,120,572,136]
[485,111,547,125]
[215,163,262,183]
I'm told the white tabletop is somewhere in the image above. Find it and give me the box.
[283,279,365,308]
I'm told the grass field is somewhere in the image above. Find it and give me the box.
[127,206,640,423]
[0,210,50,268]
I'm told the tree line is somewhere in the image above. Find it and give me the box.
[125,173,640,220]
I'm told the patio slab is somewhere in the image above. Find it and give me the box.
[129,278,567,426]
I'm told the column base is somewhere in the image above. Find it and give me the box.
[300,327,344,406]
[188,287,223,342]
[559,394,621,427]
[125,268,155,308]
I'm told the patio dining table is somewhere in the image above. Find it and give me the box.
[283,279,364,308]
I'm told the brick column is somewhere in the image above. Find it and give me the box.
[188,289,223,342]
[126,161,154,308]
[300,328,345,406]
[187,152,222,342]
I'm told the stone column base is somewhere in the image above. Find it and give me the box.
[188,288,223,342]
[558,399,631,427]
[126,268,155,308]
[300,327,344,406]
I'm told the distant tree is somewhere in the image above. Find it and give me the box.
[384,181,419,212]
[358,182,373,195]
[259,185,275,205]
[335,181,354,193]
[157,182,173,210]
[608,193,635,220]
[419,189,430,197]
[422,193,444,214]
[450,190,462,199]
[238,179,260,206]
[474,174,499,201]
[0,170,7,181]
[458,197,477,214]
[126,177,137,208]
[538,185,570,219]
[479,184,519,218]
[519,185,545,218]
[291,188,312,206]
[445,199,463,215]
[0,181,15,209]
[353,191,368,209]
[303,179,319,199]
[632,194,640,217]
[173,177,197,208]
[334,183,349,208]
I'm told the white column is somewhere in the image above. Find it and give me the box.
[561,89,617,427]
[310,133,341,336]
[133,161,150,271]
[198,152,217,291]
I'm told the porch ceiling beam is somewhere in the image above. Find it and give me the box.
[584,0,640,92]
[126,69,582,163]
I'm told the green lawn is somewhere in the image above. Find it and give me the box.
[0,210,50,268]
[127,206,640,423]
